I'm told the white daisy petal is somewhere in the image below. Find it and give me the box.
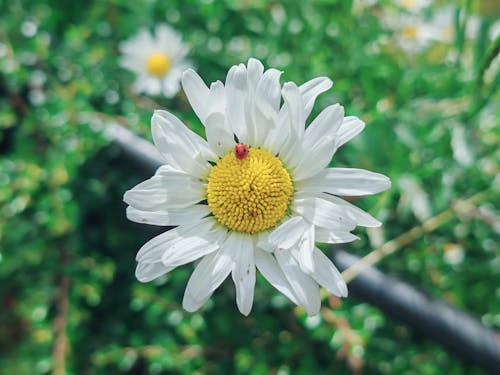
[262,108,290,155]
[206,81,226,120]
[153,110,215,159]
[268,216,305,250]
[296,168,391,196]
[182,283,212,312]
[134,218,220,268]
[294,104,344,181]
[153,164,190,176]
[275,249,321,316]
[293,136,335,181]
[205,112,234,157]
[160,223,225,269]
[123,174,204,211]
[156,25,184,58]
[225,64,249,142]
[251,69,282,146]
[319,193,382,227]
[119,29,151,55]
[246,58,264,91]
[126,205,210,226]
[299,76,333,119]
[182,69,210,123]
[315,228,360,244]
[292,222,315,274]
[182,287,210,313]
[182,239,234,312]
[135,227,180,264]
[292,197,357,230]
[303,104,344,150]
[282,82,305,140]
[135,76,162,96]
[151,110,215,174]
[309,247,348,297]
[278,82,306,166]
[231,234,256,316]
[162,66,184,98]
[118,56,143,73]
[255,230,273,252]
[255,68,282,118]
[135,262,174,283]
[336,116,365,149]
[254,250,299,305]
[123,176,169,211]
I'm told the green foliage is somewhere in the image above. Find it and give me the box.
[0,0,498,374]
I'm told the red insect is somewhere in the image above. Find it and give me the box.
[234,143,249,160]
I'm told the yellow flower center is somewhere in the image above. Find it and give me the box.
[401,0,416,8]
[442,25,454,40]
[402,26,418,40]
[207,148,294,234]
[146,53,171,77]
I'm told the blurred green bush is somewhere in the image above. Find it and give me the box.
[0,0,498,374]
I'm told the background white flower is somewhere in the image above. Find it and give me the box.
[124,58,391,316]
[384,14,436,53]
[396,0,431,13]
[119,24,191,97]
[429,6,458,44]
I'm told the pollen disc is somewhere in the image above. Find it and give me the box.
[207,148,294,234]
[146,53,171,77]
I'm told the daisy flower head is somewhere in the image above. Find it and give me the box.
[119,24,190,97]
[384,14,436,53]
[123,58,391,316]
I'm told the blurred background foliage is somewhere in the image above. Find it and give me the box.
[0,0,499,374]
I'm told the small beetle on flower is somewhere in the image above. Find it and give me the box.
[234,143,249,160]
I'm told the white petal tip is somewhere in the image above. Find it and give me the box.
[152,109,167,118]
[182,300,201,313]
[337,281,348,298]
[320,77,334,89]
[380,179,392,192]
[123,191,131,205]
[305,307,321,316]
[238,305,252,316]
[182,304,199,313]
[182,291,208,312]
[248,57,263,65]
[283,81,298,91]
[182,68,197,77]
[135,265,157,283]
[181,69,201,87]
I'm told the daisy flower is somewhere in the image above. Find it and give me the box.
[384,14,436,53]
[119,24,190,97]
[123,58,391,316]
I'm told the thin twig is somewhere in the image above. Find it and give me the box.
[341,189,493,283]
[52,246,70,375]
